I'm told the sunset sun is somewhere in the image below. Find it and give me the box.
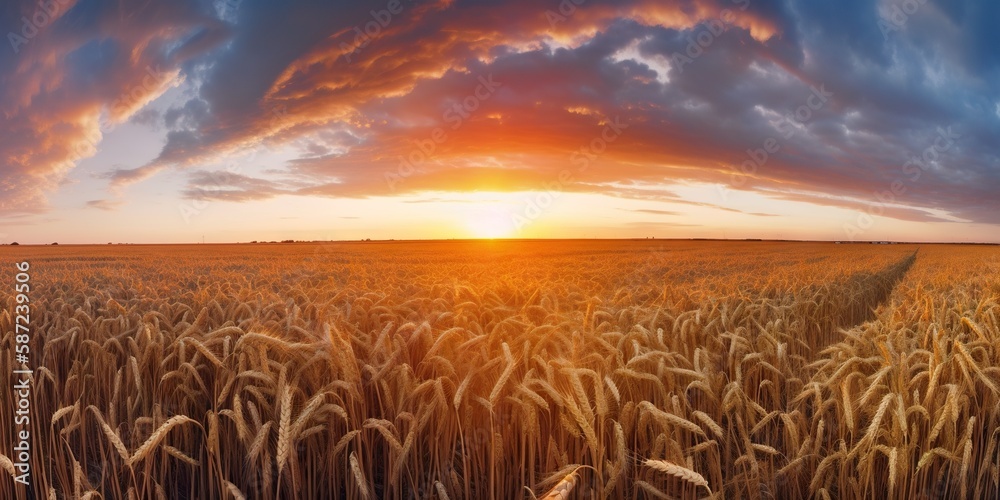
[465,206,514,239]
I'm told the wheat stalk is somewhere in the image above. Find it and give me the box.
[224,480,246,500]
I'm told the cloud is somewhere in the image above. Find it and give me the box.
[628,208,681,216]
[131,0,789,173]
[623,221,701,229]
[182,169,285,202]
[0,0,228,215]
[130,107,162,128]
[86,199,123,211]
[3,0,999,232]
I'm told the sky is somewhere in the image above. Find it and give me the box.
[0,0,998,244]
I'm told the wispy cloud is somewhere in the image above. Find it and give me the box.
[86,199,123,211]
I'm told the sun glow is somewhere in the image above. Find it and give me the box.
[464,204,515,239]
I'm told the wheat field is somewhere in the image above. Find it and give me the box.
[1,240,998,499]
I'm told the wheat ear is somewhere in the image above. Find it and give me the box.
[538,465,583,500]
[127,415,198,467]
[644,459,712,494]
[88,405,130,461]
[349,451,371,499]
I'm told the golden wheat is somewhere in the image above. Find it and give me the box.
[2,241,996,498]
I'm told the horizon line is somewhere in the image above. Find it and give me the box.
[2,237,999,246]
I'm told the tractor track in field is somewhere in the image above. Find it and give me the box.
[837,249,918,330]
[801,249,918,354]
